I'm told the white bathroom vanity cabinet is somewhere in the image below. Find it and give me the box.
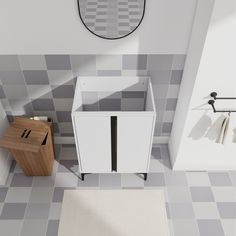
[72,77,156,180]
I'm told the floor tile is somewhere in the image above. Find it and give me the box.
[217,202,236,219]
[229,171,236,186]
[0,220,23,236]
[165,172,188,186]
[149,159,164,173]
[5,187,31,203]
[52,187,74,202]
[172,219,200,236]
[0,203,3,215]
[78,174,99,187]
[121,174,144,188]
[0,203,27,219]
[58,160,78,173]
[0,187,8,202]
[59,147,77,160]
[21,220,47,236]
[32,176,55,187]
[29,187,54,203]
[167,187,192,202]
[46,220,59,236]
[99,174,121,188]
[10,173,33,187]
[212,187,236,202]
[25,203,50,219]
[144,173,165,187]
[221,219,236,236]
[186,172,211,186]
[55,173,78,187]
[193,202,220,219]
[168,203,195,219]
[151,146,161,159]
[197,219,225,236]
[208,173,232,186]
[190,187,215,202]
[49,203,62,220]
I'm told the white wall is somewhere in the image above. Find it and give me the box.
[0,102,11,185]
[0,0,196,54]
[170,0,236,170]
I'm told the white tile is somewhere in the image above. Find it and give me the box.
[55,173,77,187]
[193,202,220,219]
[96,55,122,70]
[221,219,236,236]
[212,187,236,202]
[5,187,32,203]
[186,172,211,186]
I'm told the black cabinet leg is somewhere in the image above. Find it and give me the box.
[81,173,85,181]
[143,173,147,181]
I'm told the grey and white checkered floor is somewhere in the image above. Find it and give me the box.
[0,144,235,236]
[79,0,144,38]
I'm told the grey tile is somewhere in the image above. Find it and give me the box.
[32,176,55,187]
[168,203,195,219]
[3,85,28,99]
[148,55,173,70]
[0,55,21,70]
[46,220,59,236]
[23,70,49,84]
[0,85,6,98]
[5,187,31,203]
[123,55,147,70]
[0,220,23,236]
[52,85,74,98]
[45,55,71,70]
[97,70,121,76]
[29,187,54,203]
[151,147,161,159]
[0,71,25,84]
[172,55,186,70]
[58,122,74,135]
[53,98,73,111]
[18,55,47,70]
[56,111,72,122]
[172,219,200,236]
[121,98,145,111]
[121,174,144,188]
[83,103,99,111]
[0,203,27,219]
[150,70,172,84]
[217,202,236,219]
[21,220,47,236]
[165,172,188,186]
[166,98,177,111]
[162,122,172,133]
[99,98,121,111]
[33,110,57,122]
[144,173,165,186]
[25,203,50,219]
[208,172,232,186]
[70,55,96,73]
[122,91,145,98]
[31,98,55,111]
[170,70,183,84]
[190,187,215,202]
[197,219,225,236]
[11,173,33,187]
[58,160,78,173]
[78,174,99,187]
[0,187,8,202]
[99,174,121,188]
[229,171,236,186]
[52,187,72,202]
[49,203,62,220]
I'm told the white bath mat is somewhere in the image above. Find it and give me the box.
[58,189,170,236]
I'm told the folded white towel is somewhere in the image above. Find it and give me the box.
[216,114,230,144]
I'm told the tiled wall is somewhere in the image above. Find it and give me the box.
[0,55,185,137]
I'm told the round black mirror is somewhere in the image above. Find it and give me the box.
[77,0,146,40]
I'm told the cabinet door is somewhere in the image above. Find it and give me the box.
[74,116,111,173]
[117,116,154,173]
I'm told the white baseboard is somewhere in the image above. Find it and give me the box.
[54,136,170,145]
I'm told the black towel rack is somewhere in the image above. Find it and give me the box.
[208,92,236,113]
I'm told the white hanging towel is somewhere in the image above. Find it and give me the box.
[216,113,230,144]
